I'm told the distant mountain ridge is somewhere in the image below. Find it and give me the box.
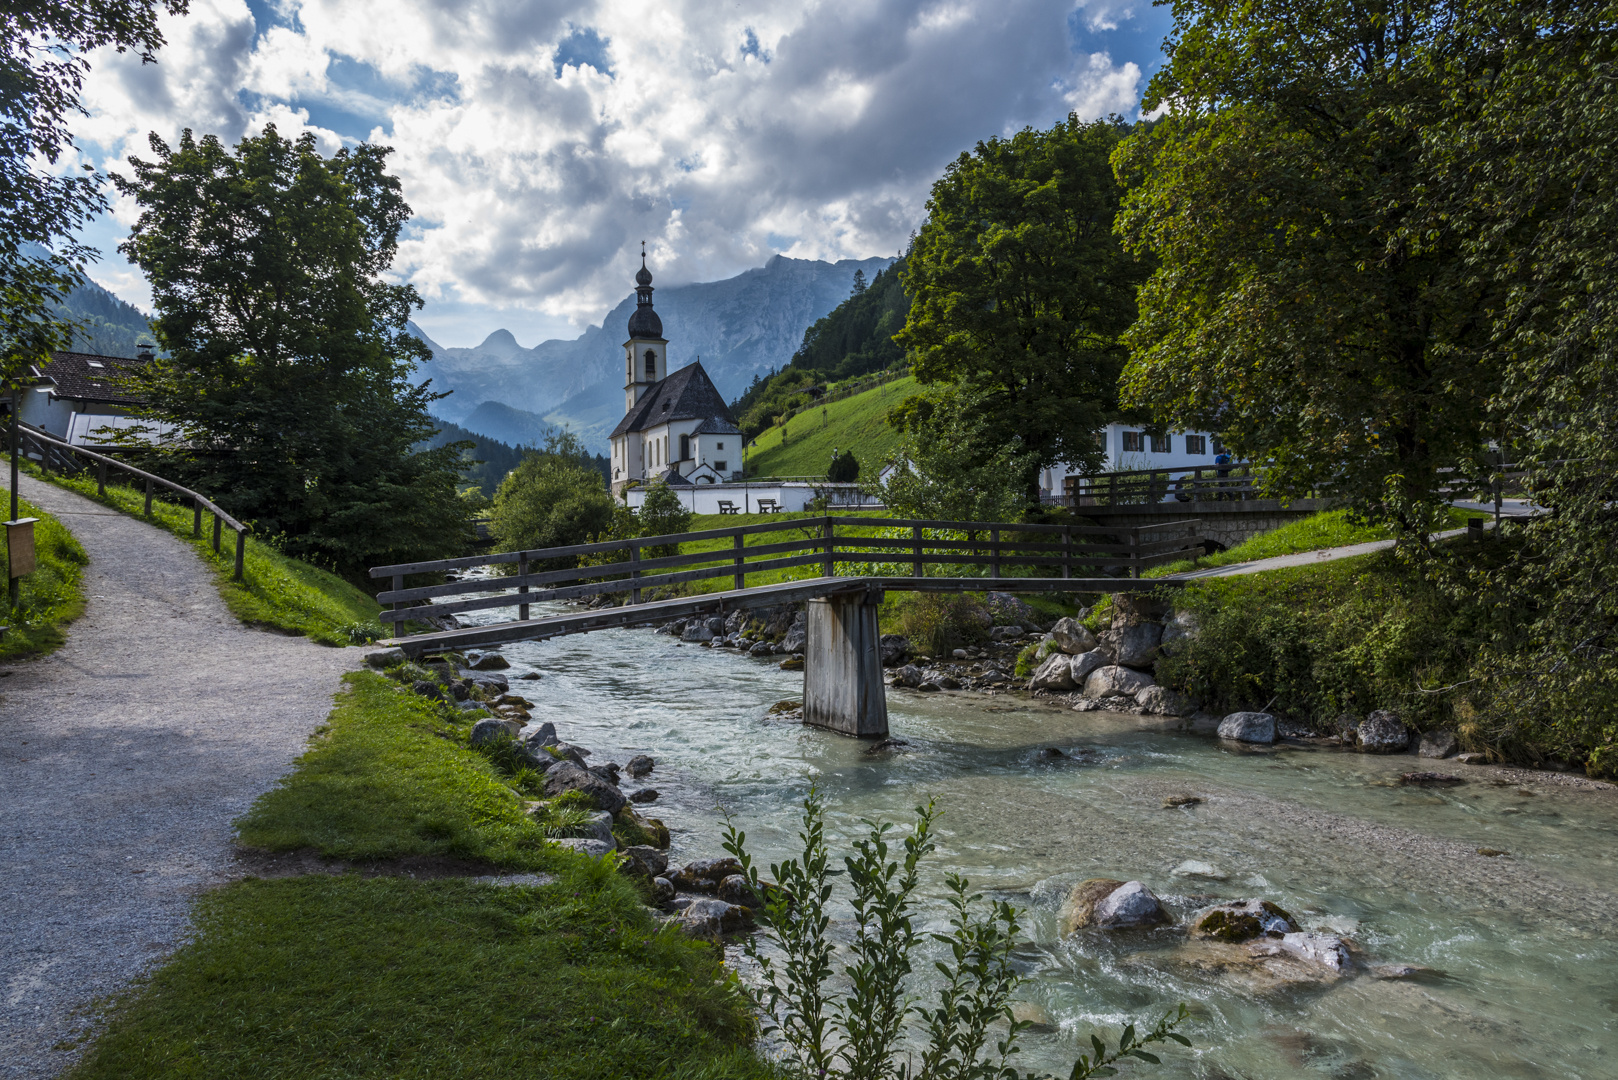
[19,244,155,358]
[411,253,895,452]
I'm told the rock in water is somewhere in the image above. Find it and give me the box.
[1418,729,1459,759]
[1401,771,1464,786]
[651,876,677,907]
[679,898,751,940]
[671,857,744,893]
[1277,931,1352,972]
[1083,665,1155,699]
[894,664,924,688]
[880,634,912,667]
[1217,712,1277,744]
[626,754,655,777]
[1092,881,1170,928]
[1170,860,1228,881]
[466,650,510,670]
[522,721,559,749]
[1058,878,1125,935]
[628,788,659,803]
[1029,653,1076,691]
[1048,617,1097,655]
[542,761,626,814]
[1357,710,1411,753]
[1192,899,1297,941]
[1136,685,1192,716]
[681,623,715,643]
[717,874,760,907]
[1162,794,1203,809]
[624,845,669,878]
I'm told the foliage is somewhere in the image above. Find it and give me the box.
[892,592,993,657]
[423,419,531,497]
[0,0,185,379]
[721,789,1190,1079]
[28,461,384,644]
[639,479,693,551]
[827,448,861,483]
[1144,508,1473,577]
[872,387,1037,521]
[489,431,617,567]
[0,492,87,658]
[746,376,913,480]
[900,116,1145,506]
[114,125,473,577]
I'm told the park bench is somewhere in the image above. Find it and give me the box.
[716,500,739,515]
[756,499,781,514]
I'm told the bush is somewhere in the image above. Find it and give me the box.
[892,592,992,656]
[489,433,617,566]
[638,479,692,554]
[827,447,860,483]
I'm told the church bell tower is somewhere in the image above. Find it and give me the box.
[624,243,667,411]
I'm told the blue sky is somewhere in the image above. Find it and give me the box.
[73,0,1175,348]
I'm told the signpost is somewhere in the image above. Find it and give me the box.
[7,379,23,608]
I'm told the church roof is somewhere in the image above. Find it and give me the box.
[692,415,741,435]
[655,465,693,486]
[627,304,663,339]
[610,360,737,438]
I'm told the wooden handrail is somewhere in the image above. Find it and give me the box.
[14,422,251,581]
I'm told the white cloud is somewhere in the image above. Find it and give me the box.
[75,0,1155,337]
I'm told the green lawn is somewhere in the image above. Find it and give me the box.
[67,670,773,1080]
[1147,507,1480,577]
[743,375,913,479]
[17,458,384,645]
[0,495,87,660]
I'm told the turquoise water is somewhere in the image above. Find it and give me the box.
[480,610,1616,1078]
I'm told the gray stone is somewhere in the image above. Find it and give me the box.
[1278,931,1351,972]
[587,763,621,786]
[681,623,715,643]
[626,754,654,777]
[1357,710,1411,753]
[1058,878,1125,935]
[1107,621,1164,668]
[725,609,748,635]
[1048,617,1097,655]
[1070,650,1111,685]
[672,857,744,893]
[470,718,517,746]
[1192,899,1297,940]
[987,591,1040,627]
[651,876,676,906]
[1136,685,1192,716]
[628,787,659,803]
[364,647,406,668]
[553,838,614,858]
[458,670,509,694]
[578,810,616,845]
[1083,665,1155,699]
[625,845,668,877]
[411,679,448,703]
[880,634,911,667]
[542,762,626,814]
[1217,711,1277,743]
[1092,881,1170,928]
[1418,729,1459,759]
[521,721,559,749]
[466,650,510,671]
[894,664,925,688]
[678,897,750,940]
[989,625,1025,642]
[1170,859,1228,881]
[749,640,775,657]
[1029,652,1076,691]
[717,874,759,907]
[781,623,807,653]
[1158,611,1200,656]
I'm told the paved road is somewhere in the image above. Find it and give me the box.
[0,474,362,1078]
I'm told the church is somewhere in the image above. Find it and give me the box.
[608,253,743,497]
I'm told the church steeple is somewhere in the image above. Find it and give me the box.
[624,241,667,409]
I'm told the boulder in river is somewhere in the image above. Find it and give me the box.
[1092,881,1170,929]
[542,761,626,814]
[717,874,761,907]
[894,664,925,688]
[1273,931,1352,972]
[626,754,655,777]
[623,845,669,878]
[1170,859,1228,881]
[522,721,559,749]
[781,614,807,654]
[880,634,912,667]
[1029,653,1076,691]
[1058,878,1123,934]
[1400,771,1464,786]
[466,650,510,671]
[681,622,715,643]
[749,641,775,657]
[1083,665,1155,699]
[1357,710,1411,753]
[1048,617,1097,655]
[628,788,659,803]
[678,897,751,940]
[671,857,744,893]
[1136,685,1192,716]
[1192,899,1297,941]
[1418,729,1459,759]
[1217,712,1277,744]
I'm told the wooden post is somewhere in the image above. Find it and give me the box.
[630,542,642,605]
[233,528,246,582]
[144,477,153,516]
[733,530,745,591]
[1130,526,1141,579]
[518,552,530,621]
[213,513,222,553]
[990,527,1000,578]
[97,459,106,497]
[1062,525,1072,579]
[392,573,404,625]
[802,593,888,738]
[822,516,834,577]
[911,524,922,578]
[193,499,202,538]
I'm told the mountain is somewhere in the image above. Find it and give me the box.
[18,245,155,358]
[460,400,557,448]
[411,253,895,451]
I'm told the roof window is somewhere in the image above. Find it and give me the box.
[87,361,104,368]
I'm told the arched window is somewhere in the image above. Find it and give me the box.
[645,348,657,379]
[679,433,690,461]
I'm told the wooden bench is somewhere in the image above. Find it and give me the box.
[756,499,781,514]
[716,500,739,515]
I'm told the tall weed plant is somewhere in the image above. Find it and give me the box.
[722,789,1190,1079]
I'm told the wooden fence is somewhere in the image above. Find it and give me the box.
[370,515,1204,628]
[1065,461,1525,510]
[13,422,251,580]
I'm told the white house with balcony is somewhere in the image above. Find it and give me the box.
[1038,421,1226,503]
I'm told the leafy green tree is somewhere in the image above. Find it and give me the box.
[636,480,691,556]
[115,125,472,575]
[871,387,1035,522]
[1,0,186,375]
[826,448,860,484]
[898,116,1145,507]
[489,432,617,568]
[1112,0,1501,534]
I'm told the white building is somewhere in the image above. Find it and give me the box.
[17,348,179,447]
[1038,421,1226,502]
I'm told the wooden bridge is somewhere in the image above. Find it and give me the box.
[373,515,1204,739]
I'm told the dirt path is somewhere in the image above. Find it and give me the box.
[0,474,362,1078]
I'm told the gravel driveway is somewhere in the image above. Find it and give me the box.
[0,474,362,1078]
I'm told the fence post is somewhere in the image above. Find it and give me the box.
[213,513,222,553]
[193,499,202,538]
[1062,525,1072,579]
[97,459,106,497]
[912,524,922,578]
[822,516,835,577]
[518,552,530,621]
[1131,526,1141,579]
[392,573,404,627]
[630,543,642,605]
[1108,473,1116,505]
[733,530,745,591]
[990,527,1000,579]
[144,477,153,516]
[233,529,246,582]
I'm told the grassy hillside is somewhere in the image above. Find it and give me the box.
[745,375,914,480]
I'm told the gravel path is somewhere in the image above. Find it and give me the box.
[0,474,363,1078]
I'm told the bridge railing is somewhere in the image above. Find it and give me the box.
[370,515,1205,628]
[11,421,251,580]
[1066,460,1530,509]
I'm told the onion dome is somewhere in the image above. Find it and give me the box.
[628,246,662,338]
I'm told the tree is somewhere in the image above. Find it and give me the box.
[116,125,472,575]
[489,432,616,568]
[870,387,1035,522]
[0,0,187,375]
[826,448,859,484]
[1111,0,1500,534]
[898,116,1146,506]
[637,480,691,556]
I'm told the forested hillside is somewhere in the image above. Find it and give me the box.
[425,420,608,496]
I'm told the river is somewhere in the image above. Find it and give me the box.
[474,606,1616,1079]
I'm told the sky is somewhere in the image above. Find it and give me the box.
[69,0,1175,348]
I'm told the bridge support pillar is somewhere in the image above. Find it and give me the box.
[803,592,888,738]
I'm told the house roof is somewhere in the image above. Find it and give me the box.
[30,351,150,406]
[610,360,737,438]
[692,415,741,436]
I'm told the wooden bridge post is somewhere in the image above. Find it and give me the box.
[143,478,153,517]
[212,513,222,553]
[821,516,834,577]
[732,531,745,591]
[630,543,642,605]
[802,590,888,738]
[233,529,246,581]
[392,573,404,626]
[990,527,1000,578]
[1062,525,1071,579]
[518,553,530,620]
[911,525,922,578]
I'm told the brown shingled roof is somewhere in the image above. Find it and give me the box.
[609,360,737,439]
[30,351,150,406]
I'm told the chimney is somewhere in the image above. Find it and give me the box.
[136,342,155,363]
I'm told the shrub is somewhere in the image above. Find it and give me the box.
[893,592,992,656]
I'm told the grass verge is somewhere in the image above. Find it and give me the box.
[1147,507,1478,577]
[0,494,87,659]
[68,670,772,1080]
[742,375,913,479]
[12,456,383,645]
